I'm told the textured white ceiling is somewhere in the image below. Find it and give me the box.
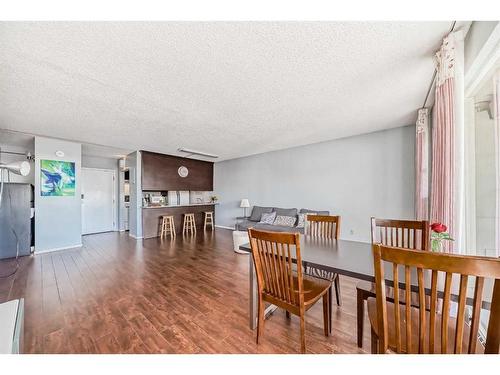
[0,22,452,161]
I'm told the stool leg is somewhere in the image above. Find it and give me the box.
[160,218,166,237]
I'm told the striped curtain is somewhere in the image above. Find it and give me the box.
[494,71,500,257]
[429,30,465,253]
[415,108,430,220]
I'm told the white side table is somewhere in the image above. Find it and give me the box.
[232,230,250,254]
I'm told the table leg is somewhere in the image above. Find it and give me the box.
[356,288,365,348]
[249,254,257,329]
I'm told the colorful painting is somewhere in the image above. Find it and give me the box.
[40,160,76,196]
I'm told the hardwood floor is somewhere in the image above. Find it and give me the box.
[0,228,370,354]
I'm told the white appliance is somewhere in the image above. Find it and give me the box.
[179,191,189,205]
[167,191,178,206]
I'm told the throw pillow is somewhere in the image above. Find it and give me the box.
[259,211,277,225]
[296,212,316,228]
[250,206,274,222]
[273,215,296,227]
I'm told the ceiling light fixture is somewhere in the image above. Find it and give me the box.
[177,148,219,159]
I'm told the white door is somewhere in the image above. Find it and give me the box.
[82,168,115,235]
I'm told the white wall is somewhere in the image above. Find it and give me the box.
[474,110,496,257]
[35,136,82,252]
[81,155,120,230]
[214,125,415,243]
[464,21,499,72]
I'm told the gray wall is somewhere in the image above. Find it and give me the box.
[125,151,142,238]
[214,125,415,243]
[81,155,120,230]
[35,136,82,252]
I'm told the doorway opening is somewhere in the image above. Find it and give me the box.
[120,168,130,232]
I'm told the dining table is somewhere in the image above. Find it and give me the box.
[239,236,494,333]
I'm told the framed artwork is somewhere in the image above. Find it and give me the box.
[40,159,76,196]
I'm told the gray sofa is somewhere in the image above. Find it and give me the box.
[236,206,329,234]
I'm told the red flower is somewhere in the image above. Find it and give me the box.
[430,222,447,233]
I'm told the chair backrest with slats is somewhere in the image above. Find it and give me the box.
[248,229,304,308]
[371,217,429,250]
[306,215,340,239]
[373,244,500,354]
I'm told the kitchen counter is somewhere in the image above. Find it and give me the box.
[142,203,217,238]
[142,203,219,209]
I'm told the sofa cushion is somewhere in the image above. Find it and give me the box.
[299,208,329,215]
[235,219,254,231]
[249,206,274,222]
[274,207,298,218]
[259,211,277,225]
[253,223,304,233]
[273,215,296,227]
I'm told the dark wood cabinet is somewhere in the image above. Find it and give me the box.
[141,151,213,191]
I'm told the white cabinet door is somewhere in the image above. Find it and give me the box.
[82,168,115,235]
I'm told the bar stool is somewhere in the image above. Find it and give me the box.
[204,211,214,231]
[183,213,196,234]
[160,215,176,238]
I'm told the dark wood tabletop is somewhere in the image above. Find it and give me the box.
[240,237,380,281]
[239,236,493,309]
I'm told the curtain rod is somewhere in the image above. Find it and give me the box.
[421,21,457,109]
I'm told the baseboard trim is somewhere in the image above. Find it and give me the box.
[35,243,83,254]
[215,225,235,230]
[129,233,144,239]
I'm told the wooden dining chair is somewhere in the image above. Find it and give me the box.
[356,218,429,347]
[304,215,341,334]
[248,228,331,353]
[306,215,341,239]
[369,243,500,354]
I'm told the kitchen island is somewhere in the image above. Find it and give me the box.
[142,203,218,238]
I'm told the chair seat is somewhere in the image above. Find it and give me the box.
[263,273,331,310]
[367,297,483,354]
[299,274,332,307]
